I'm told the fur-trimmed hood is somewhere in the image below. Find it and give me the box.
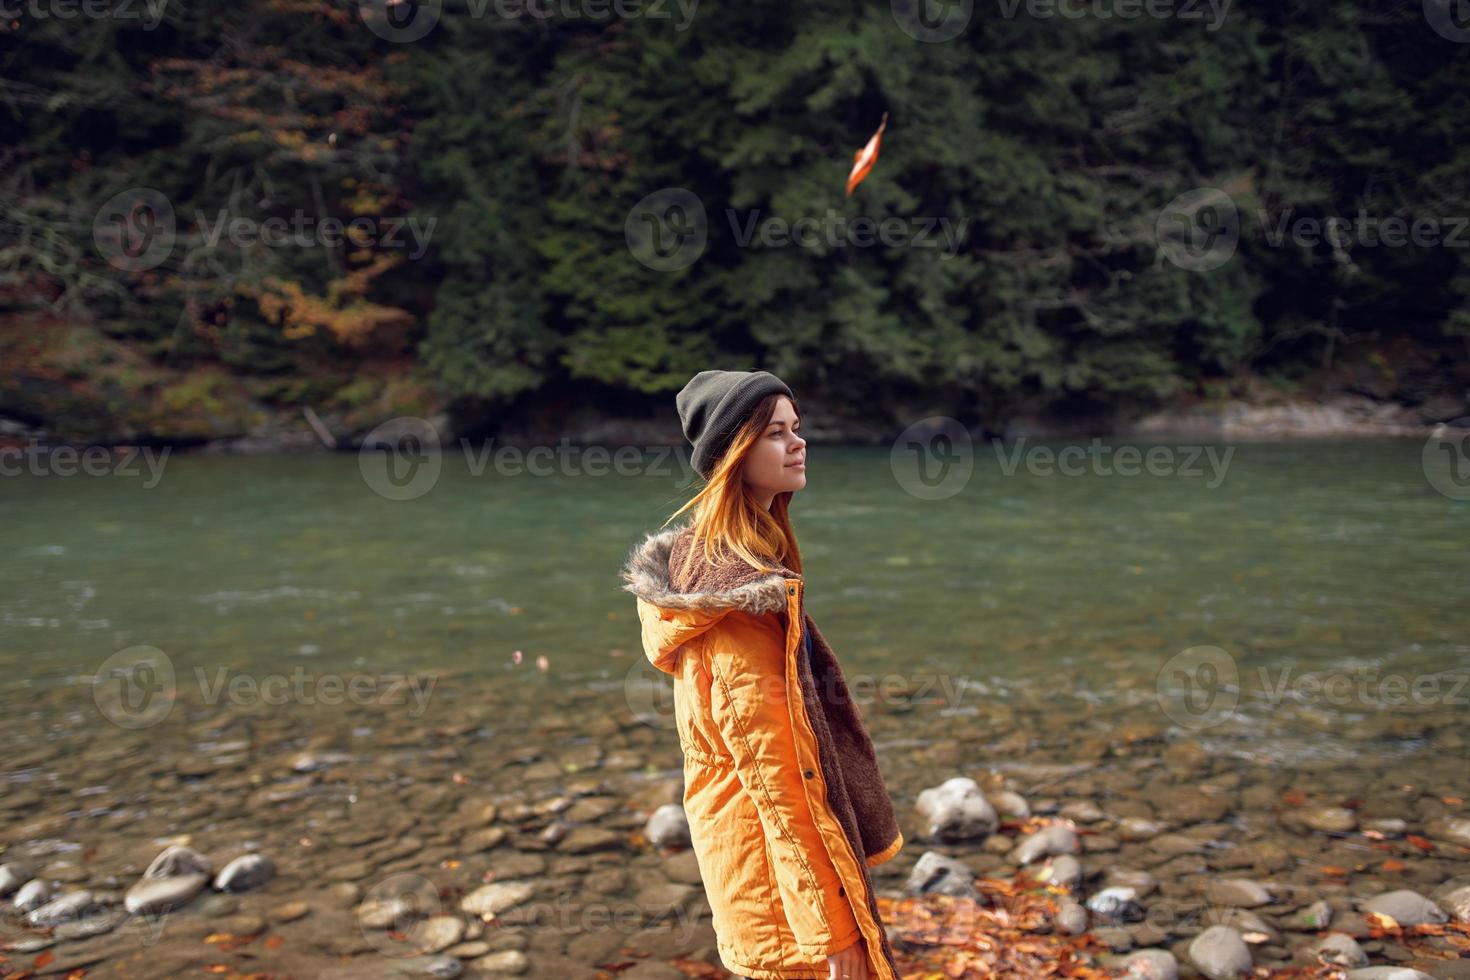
[620,522,798,614]
[619,522,800,674]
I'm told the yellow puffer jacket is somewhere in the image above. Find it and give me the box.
[622,523,904,980]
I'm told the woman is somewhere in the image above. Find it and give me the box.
[620,369,905,980]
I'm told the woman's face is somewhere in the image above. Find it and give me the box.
[741,396,806,502]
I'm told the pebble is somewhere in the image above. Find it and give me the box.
[27,889,98,927]
[13,878,55,912]
[1203,878,1273,908]
[328,860,376,881]
[1188,924,1253,979]
[460,881,535,917]
[214,853,276,892]
[271,900,311,922]
[990,790,1031,819]
[1302,806,1357,833]
[143,844,212,879]
[325,882,363,908]
[444,940,491,958]
[1435,884,1470,923]
[124,873,207,915]
[1012,823,1079,864]
[1060,799,1105,822]
[1361,890,1447,927]
[1289,899,1332,930]
[410,915,466,954]
[557,826,624,853]
[645,803,691,848]
[916,777,999,841]
[463,827,508,852]
[1117,817,1166,841]
[1055,899,1088,935]
[1302,933,1369,968]
[218,913,266,935]
[1034,854,1082,889]
[471,950,529,974]
[0,863,32,898]
[198,894,240,917]
[661,849,703,885]
[1086,886,1143,922]
[1425,816,1470,848]
[1116,948,1178,979]
[904,851,979,899]
[359,896,420,930]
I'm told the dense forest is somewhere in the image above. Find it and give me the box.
[2,0,1468,443]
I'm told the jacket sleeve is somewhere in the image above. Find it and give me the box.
[704,631,863,958]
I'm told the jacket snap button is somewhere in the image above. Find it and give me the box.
[788,585,795,594]
[803,768,814,779]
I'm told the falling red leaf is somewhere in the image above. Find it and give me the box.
[845,112,888,197]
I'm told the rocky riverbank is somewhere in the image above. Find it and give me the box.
[1,664,1467,979]
[4,312,1465,454]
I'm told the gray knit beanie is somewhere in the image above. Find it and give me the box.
[676,369,794,479]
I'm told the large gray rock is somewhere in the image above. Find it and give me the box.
[915,777,998,841]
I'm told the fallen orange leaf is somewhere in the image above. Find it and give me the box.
[845,112,888,197]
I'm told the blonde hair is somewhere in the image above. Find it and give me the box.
[663,391,803,580]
